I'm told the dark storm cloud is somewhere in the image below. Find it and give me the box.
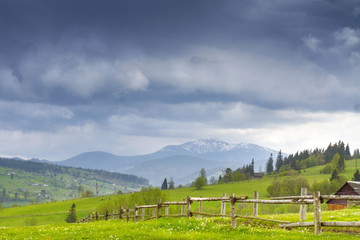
[0,0,359,132]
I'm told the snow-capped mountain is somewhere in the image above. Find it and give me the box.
[158,138,249,154]
[58,139,280,185]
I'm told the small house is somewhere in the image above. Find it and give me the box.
[327,181,360,210]
[252,172,265,179]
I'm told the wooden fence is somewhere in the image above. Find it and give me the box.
[78,189,360,235]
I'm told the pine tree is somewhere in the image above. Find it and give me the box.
[275,150,283,172]
[352,170,360,181]
[65,203,77,223]
[266,153,274,175]
[345,144,351,158]
[161,178,168,190]
[337,155,345,172]
[199,168,207,184]
[168,178,175,189]
[330,169,339,181]
[251,158,255,176]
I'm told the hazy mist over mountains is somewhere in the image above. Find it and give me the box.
[57,139,279,185]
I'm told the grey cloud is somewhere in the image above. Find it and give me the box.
[0,0,360,153]
[0,101,74,131]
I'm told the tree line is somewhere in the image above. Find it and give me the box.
[265,141,351,175]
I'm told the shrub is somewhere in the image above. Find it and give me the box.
[194,177,206,190]
[267,177,310,197]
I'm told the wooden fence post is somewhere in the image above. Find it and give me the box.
[253,191,258,217]
[152,207,156,218]
[300,188,307,222]
[105,209,109,221]
[134,204,138,222]
[142,208,145,221]
[157,199,162,219]
[119,206,123,219]
[95,211,98,221]
[221,193,226,217]
[165,205,169,216]
[314,191,321,235]
[112,209,115,220]
[229,193,237,228]
[126,209,130,222]
[199,196,203,218]
[187,196,192,218]
[181,198,185,215]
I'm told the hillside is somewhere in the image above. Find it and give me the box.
[1,158,360,227]
[0,157,148,207]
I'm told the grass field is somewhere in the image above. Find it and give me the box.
[1,217,359,240]
[1,159,360,238]
[2,159,360,227]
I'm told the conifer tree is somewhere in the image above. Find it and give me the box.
[251,158,255,176]
[266,153,274,175]
[337,155,345,172]
[275,150,283,172]
[65,203,77,223]
[352,170,360,181]
[330,169,339,182]
[199,168,207,184]
[161,178,168,190]
[168,178,175,189]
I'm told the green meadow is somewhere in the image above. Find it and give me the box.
[1,217,360,240]
[1,159,360,238]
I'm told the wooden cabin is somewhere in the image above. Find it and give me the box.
[327,181,360,210]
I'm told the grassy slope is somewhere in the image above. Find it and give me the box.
[1,159,359,227]
[0,166,140,208]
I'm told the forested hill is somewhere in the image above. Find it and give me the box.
[0,157,148,207]
[0,158,148,185]
[0,157,148,186]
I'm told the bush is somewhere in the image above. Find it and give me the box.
[320,163,333,174]
[194,177,206,190]
[267,177,310,197]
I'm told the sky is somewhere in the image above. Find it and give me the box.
[0,0,360,161]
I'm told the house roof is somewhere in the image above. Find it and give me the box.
[326,181,360,205]
[345,181,360,195]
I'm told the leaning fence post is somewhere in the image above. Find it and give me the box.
[157,198,162,219]
[181,198,185,215]
[253,191,258,217]
[119,206,123,219]
[221,193,226,217]
[230,193,236,228]
[314,191,321,235]
[300,187,307,221]
[187,196,192,218]
[126,208,130,222]
[105,209,109,221]
[134,204,138,222]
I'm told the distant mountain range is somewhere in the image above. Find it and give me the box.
[56,139,280,186]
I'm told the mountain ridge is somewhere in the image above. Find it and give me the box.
[56,139,280,185]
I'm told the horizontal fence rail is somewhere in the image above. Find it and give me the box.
[78,189,360,236]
